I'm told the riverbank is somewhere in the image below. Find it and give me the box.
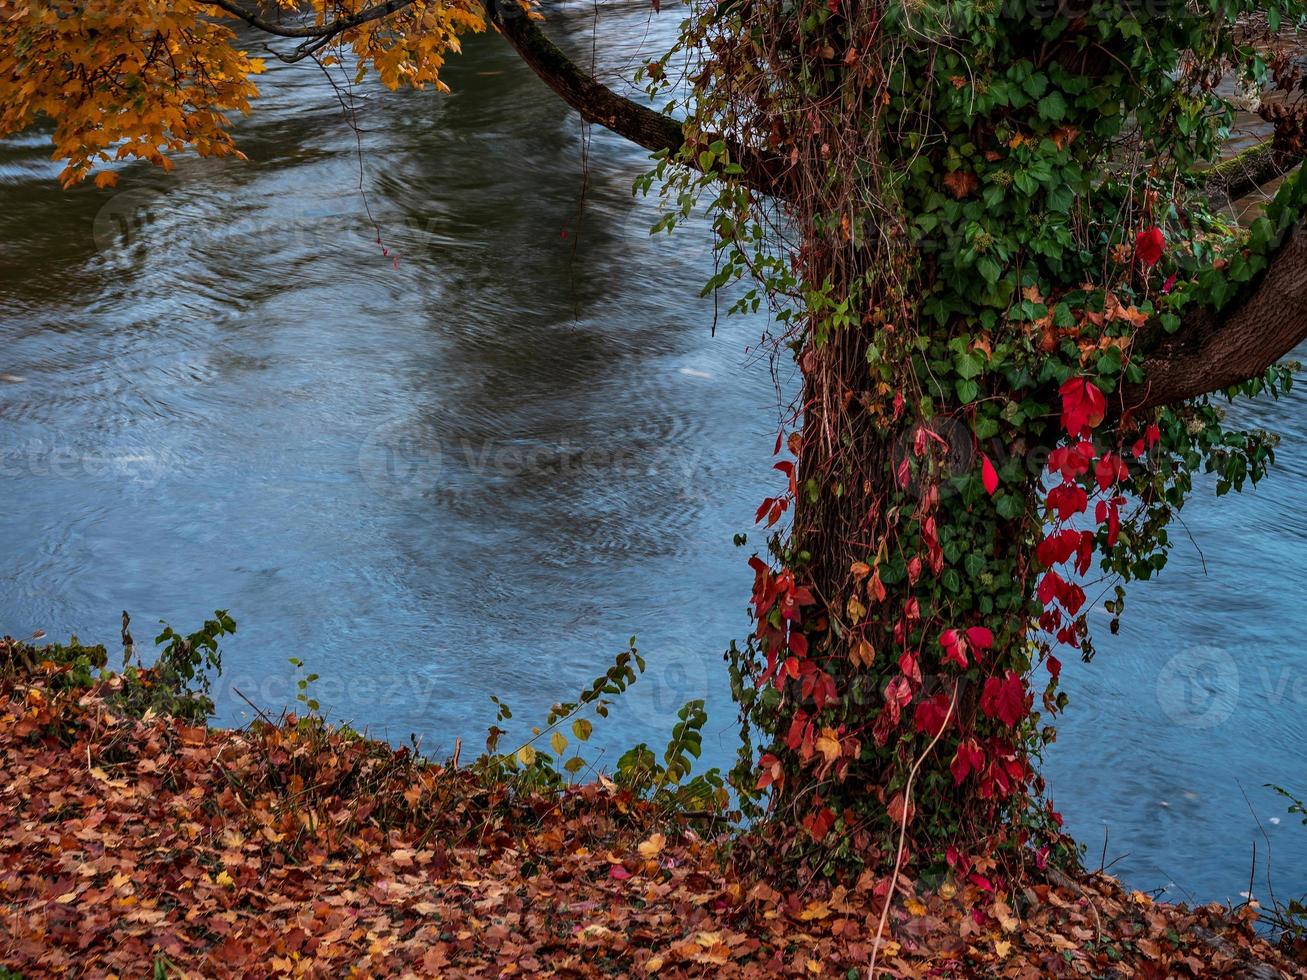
[1,644,1302,978]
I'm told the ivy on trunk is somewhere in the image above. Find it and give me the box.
[643,0,1304,873]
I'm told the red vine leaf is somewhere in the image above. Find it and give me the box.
[980,672,1029,728]
[914,693,952,737]
[1057,377,1105,437]
[1135,226,1165,267]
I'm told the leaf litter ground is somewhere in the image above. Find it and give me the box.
[1,654,1301,978]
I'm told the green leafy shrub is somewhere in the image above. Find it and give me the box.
[0,632,106,690]
[479,637,729,816]
[1,611,234,724]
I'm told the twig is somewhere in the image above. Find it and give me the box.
[1101,851,1130,875]
[120,610,135,668]
[868,686,957,978]
[233,687,275,726]
[1248,837,1258,906]
[1237,780,1279,912]
[203,0,419,62]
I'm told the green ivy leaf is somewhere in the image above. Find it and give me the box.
[1037,91,1067,122]
[996,493,1024,520]
[955,350,985,379]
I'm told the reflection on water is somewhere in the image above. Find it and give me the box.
[0,1,1303,905]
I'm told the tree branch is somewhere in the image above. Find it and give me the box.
[211,0,788,192]
[1124,222,1307,414]
[1202,137,1302,204]
[204,0,421,62]
[486,0,788,198]
[205,0,417,39]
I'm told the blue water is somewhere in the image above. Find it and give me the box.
[1049,382,1307,904]
[0,0,1303,908]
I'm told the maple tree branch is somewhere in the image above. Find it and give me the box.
[205,0,419,39]
[1124,221,1307,415]
[485,0,789,198]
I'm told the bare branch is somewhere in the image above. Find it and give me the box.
[204,0,418,38]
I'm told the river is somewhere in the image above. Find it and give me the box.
[1,0,1303,906]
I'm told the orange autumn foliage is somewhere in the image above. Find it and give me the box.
[0,0,489,186]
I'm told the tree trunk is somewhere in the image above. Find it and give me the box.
[752,322,1052,864]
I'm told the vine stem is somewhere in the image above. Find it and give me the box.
[867,685,958,978]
